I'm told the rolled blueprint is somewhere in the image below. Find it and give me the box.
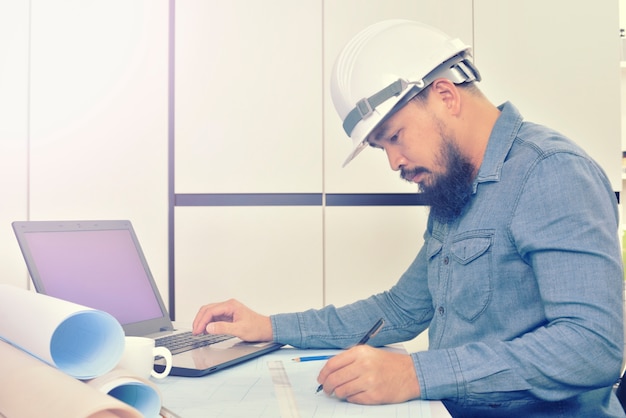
[86,368,163,418]
[0,284,124,379]
[0,339,142,418]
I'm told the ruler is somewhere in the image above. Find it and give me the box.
[267,360,302,418]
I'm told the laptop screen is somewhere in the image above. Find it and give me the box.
[19,228,163,325]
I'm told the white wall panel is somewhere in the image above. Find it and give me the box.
[622,68,626,152]
[320,1,469,345]
[324,206,428,308]
[175,0,322,193]
[174,207,323,324]
[474,0,621,190]
[0,1,29,288]
[27,0,170,301]
[323,0,473,193]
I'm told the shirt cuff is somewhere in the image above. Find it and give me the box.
[413,348,462,400]
[270,312,304,347]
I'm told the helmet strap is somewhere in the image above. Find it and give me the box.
[342,54,481,137]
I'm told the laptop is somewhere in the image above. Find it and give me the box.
[11,220,283,377]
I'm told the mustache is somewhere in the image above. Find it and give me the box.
[400,167,430,183]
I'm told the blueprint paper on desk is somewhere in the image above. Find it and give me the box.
[155,347,451,418]
[0,284,125,379]
[0,339,143,418]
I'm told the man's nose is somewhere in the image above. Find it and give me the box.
[386,148,406,172]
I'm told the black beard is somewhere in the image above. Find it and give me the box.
[404,140,475,224]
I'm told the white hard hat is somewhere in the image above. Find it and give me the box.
[330,19,480,167]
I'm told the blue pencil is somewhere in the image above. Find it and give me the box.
[292,355,334,362]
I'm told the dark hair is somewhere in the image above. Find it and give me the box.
[410,81,481,104]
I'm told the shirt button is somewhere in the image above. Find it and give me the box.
[443,256,449,265]
[438,306,445,315]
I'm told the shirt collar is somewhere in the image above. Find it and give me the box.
[473,101,523,191]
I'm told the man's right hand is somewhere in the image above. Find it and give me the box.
[192,298,273,342]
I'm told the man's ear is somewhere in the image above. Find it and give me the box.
[429,78,461,116]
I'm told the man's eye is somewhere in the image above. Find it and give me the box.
[388,134,399,143]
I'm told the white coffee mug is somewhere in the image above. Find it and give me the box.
[118,336,172,380]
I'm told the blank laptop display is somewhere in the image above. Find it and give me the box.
[12,220,282,377]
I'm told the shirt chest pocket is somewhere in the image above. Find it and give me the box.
[449,235,493,321]
[446,234,494,322]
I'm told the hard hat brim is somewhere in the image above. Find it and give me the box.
[341,85,416,167]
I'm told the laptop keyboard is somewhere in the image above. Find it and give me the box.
[155,332,235,355]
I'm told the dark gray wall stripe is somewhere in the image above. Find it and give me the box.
[326,193,428,206]
[175,193,322,206]
[174,193,428,207]
[167,0,176,319]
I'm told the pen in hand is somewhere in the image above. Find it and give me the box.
[315,318,385,394]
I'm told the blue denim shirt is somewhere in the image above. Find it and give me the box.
[272,102,625,417]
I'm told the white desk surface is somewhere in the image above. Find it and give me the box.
[154,346,451,418]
